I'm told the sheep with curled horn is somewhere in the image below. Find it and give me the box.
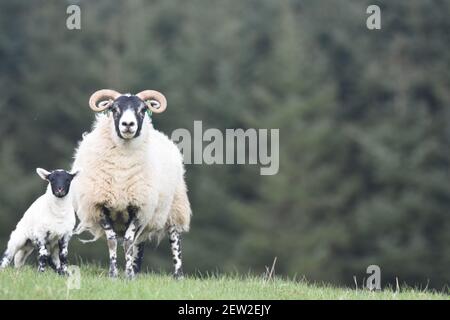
[72,89,191,279]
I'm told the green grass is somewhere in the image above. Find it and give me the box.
[0,265,448,300]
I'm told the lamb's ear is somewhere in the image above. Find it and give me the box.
[70,168,81,178]
[36,168,51,181]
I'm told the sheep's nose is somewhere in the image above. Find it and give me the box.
[121,121,135,127]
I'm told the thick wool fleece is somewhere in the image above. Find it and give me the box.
[71,113,191,242]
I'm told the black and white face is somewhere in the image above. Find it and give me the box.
[110,95,148,140]
[36,168,80,198]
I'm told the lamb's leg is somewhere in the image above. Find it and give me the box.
[48,254,59,272]
[124,216,140,279]
[1,248,15,269]
[168,226,184,279]
[1,232,26,269]
[34,239,50,273]
[0,251,13,269]
[14,246,33,268]
[58,234,70,275]
[100,209,118,278]
[47,243,60,272]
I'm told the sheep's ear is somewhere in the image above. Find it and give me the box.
[36,168,51,181]
[70,168,81,177]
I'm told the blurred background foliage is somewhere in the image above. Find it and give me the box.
[0,0,449,289]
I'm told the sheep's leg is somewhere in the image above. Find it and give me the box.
[168,226,184,279]
[34,239,50,273]
[100,210,118,278]
[133,242,145,274]
[124,217,139,279]
[57,234,70,275]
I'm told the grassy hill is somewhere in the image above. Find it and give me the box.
[0,265,447,300]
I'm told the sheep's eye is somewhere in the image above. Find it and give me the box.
[112,107,121,118]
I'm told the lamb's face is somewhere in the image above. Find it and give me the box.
[111,96,147,140]
[36,168,80,198]
[48,171,75,198]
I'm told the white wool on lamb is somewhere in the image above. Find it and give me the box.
[0,168,79,274]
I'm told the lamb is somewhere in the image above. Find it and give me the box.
[71,89,191,279]
[0,168,79,274]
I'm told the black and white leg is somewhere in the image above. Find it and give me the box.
[58,234,70,275]
[133,242,145,274]
[100,208,118,278]
[46,243,59,272]
[124,216,140,279]
[34,239,50,272]
[168,226,184,279]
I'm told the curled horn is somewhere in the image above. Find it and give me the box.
[135,90,167,113]
[88,89,121,112]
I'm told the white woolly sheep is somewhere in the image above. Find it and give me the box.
[0,168,79,274]
[71,89,191,279]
